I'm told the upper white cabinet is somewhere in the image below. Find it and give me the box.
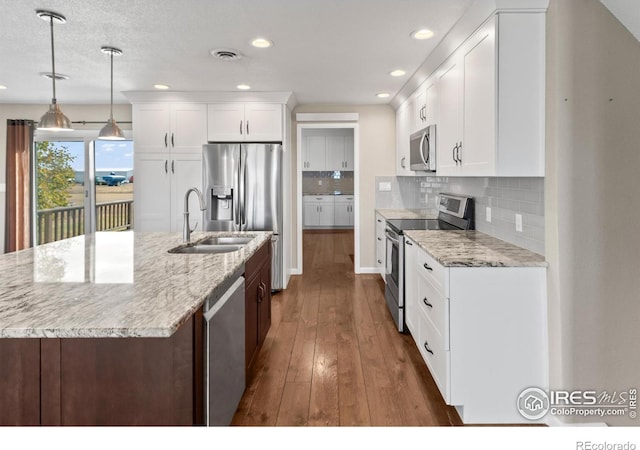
[302,130,354,171]
[397,12,545,177]
[395,101,412,176]
[207,103,282,142]
[133,103,207,154]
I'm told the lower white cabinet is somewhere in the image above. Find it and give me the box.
[303,195,354,228]
[375,213,386,280]
[134,152,203,232]
[404,237,547,424]
[334,196,354,226]
[303,196,335,228]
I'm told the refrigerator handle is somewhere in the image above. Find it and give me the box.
[241,149,247,228]
[234,149,240,230]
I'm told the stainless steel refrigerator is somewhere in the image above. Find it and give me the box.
[203,143,283,290]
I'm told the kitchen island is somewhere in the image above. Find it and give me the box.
[0,231,272,426]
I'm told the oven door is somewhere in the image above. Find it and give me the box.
[385,228,400,291]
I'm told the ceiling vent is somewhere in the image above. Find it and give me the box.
[40,72,70,80]
[210,48,243,61]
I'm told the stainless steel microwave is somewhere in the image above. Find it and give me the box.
[409,124,436,172]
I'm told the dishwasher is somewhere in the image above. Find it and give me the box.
[203,270,245,426]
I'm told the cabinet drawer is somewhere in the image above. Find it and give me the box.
[418,309,450,403]
[415,248,448,297]
[417,274,448,344]
[303,195,334,203]
[334,196,354,204]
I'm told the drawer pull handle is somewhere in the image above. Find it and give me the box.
[423,341,434,355]
[377,237,382,241]
[377,259,382,264]
[377,219,382,223]
[423,297,433,308]
[406,241,413,246]
[423,263,433,271]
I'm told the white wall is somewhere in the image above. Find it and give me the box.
[0,103,132,253]
[546,0,640,426]
[290,105,396,273]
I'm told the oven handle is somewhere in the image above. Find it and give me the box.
[385,230,399,245]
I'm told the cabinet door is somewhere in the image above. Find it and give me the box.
[412,87,427,133]
[334,201,350,226]
[344,135,354,170]
[170,104,208,154]
[244,103,282,142]
[395,102,412,175]
[245,273,260,369]
[132,104,171,153]
[317,202,335,227]
[170,152,203,233]
[461,23,496,176]
[134,153,171,231]
[257,259,272,345]
[207,104,245,142]
[425,79,438,125]
[303,136,326,171]
[325,136,346,170]
[303,202,319,226]
[436,55,463,176]
[404,240,418,334]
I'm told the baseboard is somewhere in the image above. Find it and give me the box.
[357,267,380,274]
[288,268,302,276]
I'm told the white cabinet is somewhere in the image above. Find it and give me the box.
[326,136,354,170]
[133,103,207,154]
[303,196,335,228]
[436,14,545,176]
[303,133,354,171]
[334,196,354,227]
[435,54,464,176]
[395,102,412,176]
[411,87,427,134]
[207,103,282,142]
[404,237,547,424]
[133,103,207,232]
[375,213,386,279]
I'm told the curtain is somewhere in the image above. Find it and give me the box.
[4,119,34,253]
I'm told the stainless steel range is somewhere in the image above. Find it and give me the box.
[384,193,474,332]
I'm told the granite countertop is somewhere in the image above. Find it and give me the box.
[404,230,547,268]
[0,231,272,338]
[304,192,353,196]
[376,208,438,220]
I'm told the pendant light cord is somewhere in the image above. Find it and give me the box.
[49,16,57,104]
[109,51,114,120]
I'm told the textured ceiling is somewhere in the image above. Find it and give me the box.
[0,0,473,105]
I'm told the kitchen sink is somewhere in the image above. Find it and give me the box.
[168,244,243,254]
[197,236,254,246]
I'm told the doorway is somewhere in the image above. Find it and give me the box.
[296,123,359,275]
[33,130,133,245]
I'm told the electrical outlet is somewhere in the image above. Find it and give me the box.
[318,180,322,186]
[378,182,392,192]
[515,214,523,232]
[486,207,491,223]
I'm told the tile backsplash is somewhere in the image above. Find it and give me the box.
[303,171,354,195]
[375,176,545,255]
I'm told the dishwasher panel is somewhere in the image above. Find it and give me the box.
[204,275,245,426]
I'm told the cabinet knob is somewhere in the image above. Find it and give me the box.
[401,156,406,169]
[423,297,433,308]
[423,263,433,272]
[240,120,243,135]
[246,121,250,135]
[171,133,174,148]
[164,133,168,147]
[423,341,434,355]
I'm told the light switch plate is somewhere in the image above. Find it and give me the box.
[486,207,491,223]
[378,182,392,192]
[515,214,523,232]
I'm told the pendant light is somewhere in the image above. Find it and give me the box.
[36,10,73,131]
[98,46,124,140]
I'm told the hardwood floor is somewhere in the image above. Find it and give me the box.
[231,229,462,426]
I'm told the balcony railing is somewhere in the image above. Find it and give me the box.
[36,200,133,245]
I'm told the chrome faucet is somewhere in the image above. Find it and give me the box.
[183,187,206,244]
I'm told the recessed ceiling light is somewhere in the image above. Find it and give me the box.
[237,84,251,90]
[0,85,7,90]
[376,93,390,99]
[154,84,170,90]
[411,29,434,40]
[390,70,406,77]
[251,37,273,48]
